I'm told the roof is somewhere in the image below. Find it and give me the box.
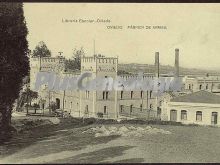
[170,90,220,104]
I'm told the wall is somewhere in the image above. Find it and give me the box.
[165,102,220,126]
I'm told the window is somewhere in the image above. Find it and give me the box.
[199,84,202,90]
[181,110,187,120]
[150,104,153,109]
[120,91,123,99]
[103,91,105,100]
[206,84,208,90]
[104,106,107,114]
[150,90,152,98]
[85,91,89,98]
[106,91,109,99]
[140,104,143,111]
[189,84,191,90]
[211,112,218,125]
[131,91,133,99]
[85,105,89,114]
[196,111,202,121]
[130,105,133,113]
[120,105,123,113]
[141,91,143,99]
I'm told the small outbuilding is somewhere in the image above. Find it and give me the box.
[163,90,220,126]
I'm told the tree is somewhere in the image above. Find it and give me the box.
[23,88,38,106]
[32,41,51,57]
[0,3,29,139]
[65,47,84,71]
[33,103,40,114]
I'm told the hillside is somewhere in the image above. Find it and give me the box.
[118,63,220,76]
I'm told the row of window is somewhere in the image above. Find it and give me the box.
[84,90,153,100]
[120,104,153,113]
[177,110,218,123]
[120,91,153,99]
[188,83,220,90]
[180,110,203,121]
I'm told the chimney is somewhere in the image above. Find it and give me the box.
[175,48,179,77]
[155,52,159,78]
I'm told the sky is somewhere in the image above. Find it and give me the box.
[23,3,220,69]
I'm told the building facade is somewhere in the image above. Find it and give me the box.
[30,49,181,119]
[162,90,220,126]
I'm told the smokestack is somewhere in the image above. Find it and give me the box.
[155,52,159,78]
[175,48,179,77]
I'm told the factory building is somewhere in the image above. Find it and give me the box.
[30,49,181,119]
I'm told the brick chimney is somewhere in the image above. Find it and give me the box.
[175,48,179,77]
[155,52,159,78]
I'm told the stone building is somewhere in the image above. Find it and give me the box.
[30,49,181,119]
[184,75,220,95]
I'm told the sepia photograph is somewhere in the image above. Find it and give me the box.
[1,2,220,164]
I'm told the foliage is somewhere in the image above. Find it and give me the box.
[22,88,38,106]
[0,3,29,137]
[33,103,40,113]
[32,41,51,57]
[97,112,104,118]
[65,47,85,71]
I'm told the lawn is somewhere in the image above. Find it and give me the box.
[1,117,220,163]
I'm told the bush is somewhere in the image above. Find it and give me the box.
[97,112,104,118]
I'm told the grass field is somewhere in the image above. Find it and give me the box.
[1,117,220,163]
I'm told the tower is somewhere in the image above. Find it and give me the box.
[175,48,179,77]
[155,52,160,78]
[80,54,118,118]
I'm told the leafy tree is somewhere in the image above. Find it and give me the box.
[65,47,84,71]
[32,41,51,57]
[33,103,40,114]
[22,88,38,114]
[0,3,29,138]
[23,88,38,106]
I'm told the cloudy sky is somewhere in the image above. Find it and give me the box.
[24,3,220,69]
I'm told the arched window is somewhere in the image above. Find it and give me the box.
[196,111,202,121]
[181,110,187,120]
[211,112,218,125]
[150,104,153,109]
[199,84,202,90]
[206,84,208,90]
[140,104,142,111]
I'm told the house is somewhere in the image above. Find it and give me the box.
[162,90,220,126]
